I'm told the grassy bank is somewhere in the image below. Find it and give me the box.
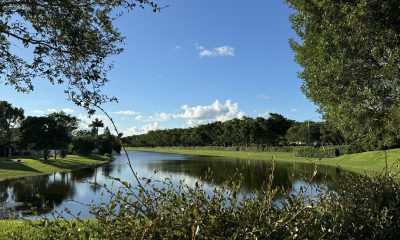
[128,147,400,174]
[0,220,37,239]
[0,154,110,180]
[0,220,96,240]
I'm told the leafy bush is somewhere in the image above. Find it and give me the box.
[71,135,96,156]
[264,146,295,152]
[154,145,298,153]
[11,164,400,239]
[152,145,365,156]
[295,146,338,158]
[59,149,67,158]
[330,172,400,239]
[22,151,31,156]
[294,145,361,158]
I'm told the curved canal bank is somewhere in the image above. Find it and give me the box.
[0,151,362,239]
[0,151,341,220]
[0,155,111,181]
[128,147,400,174]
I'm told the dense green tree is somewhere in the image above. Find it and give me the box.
[252,117,268,148]
[320,122,345,145]
[285,122,321,145]
[89,118,104,147]
[71,130,97,156]
[48,112,79,135]
[265,113,294,146]
[20,116,68,160]
[240,117,255,148]
[98,127,121,155]
[286,123,307,145]
[207,121,224,146]
[48,111,79,158]
[0,101,24,156]
[0,1,159,111]
[226,118,243,146]
[286,0,400,150]
[127,114,295,148]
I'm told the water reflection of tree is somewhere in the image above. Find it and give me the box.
[101,164,113,178]
[70,167,104,193]
[70,168,96,181]
[144,157,343,193]
[0,182,10,203]
[0,174,75,216]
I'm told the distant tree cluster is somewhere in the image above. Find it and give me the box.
[123,114,345,148]
[0,101,349,157]
[0,101,121,159]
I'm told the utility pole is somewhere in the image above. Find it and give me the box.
[307,120,310,146]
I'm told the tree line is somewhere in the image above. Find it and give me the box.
[123,114,346,149]
[0,101,121,159]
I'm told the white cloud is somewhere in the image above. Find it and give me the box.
[173,45,182,50]
[195,44,235,58]
[178,100,244,121]
[258,110,271,118]
[61,108,74,114]
[290,108,299,112]
[32,108,74,115]
[32,109,44,114]
[136,112,172,122]
[126,122,161,135]
[258,94,271,100]
[186,119,209,127]
[131,100,244,129]
[114,110,138,116]
[135,115,144,120]
[156,112,172,121]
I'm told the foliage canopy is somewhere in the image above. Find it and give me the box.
[0,0,159,112]
[286,0,400,150]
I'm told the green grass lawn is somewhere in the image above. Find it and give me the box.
[128,147,400,174]
[0,219,97,240]
[0,154,110,180]
[0,220,38,240]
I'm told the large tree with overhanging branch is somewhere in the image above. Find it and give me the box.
[0,0,159,113]
[0,101,24,156]
[286,0,400,150]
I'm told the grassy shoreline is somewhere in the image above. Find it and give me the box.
[0,149,398,238]
[0,154,111,181]
[128,147,400,174]
[0,156,110,239]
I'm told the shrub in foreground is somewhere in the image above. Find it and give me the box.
[10,169,400,239]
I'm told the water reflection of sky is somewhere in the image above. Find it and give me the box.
[0,151,342,219]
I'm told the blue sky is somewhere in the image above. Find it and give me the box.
[0,0,321,135]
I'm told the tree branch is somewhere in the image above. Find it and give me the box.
[0,29,67,53]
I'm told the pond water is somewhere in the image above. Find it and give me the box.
[0,151,344,219]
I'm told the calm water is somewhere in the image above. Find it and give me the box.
[0,151,343,219]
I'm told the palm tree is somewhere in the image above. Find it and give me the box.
[89,118,104,143]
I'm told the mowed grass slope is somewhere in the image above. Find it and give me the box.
[129,147,400,174]
[0,220,38,240]
[0,155,110,180]
[0,220,97,240]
